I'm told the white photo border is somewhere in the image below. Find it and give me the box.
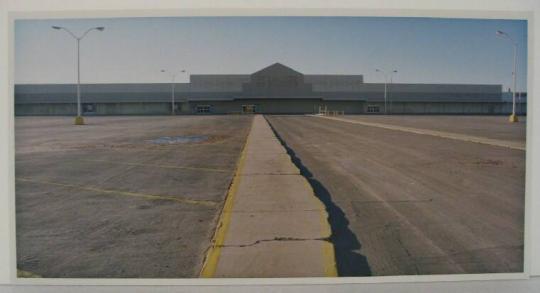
[3,6,536,286]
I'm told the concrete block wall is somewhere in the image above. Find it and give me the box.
[305,75,365,92]
[386,102,526,115]
[15,103,171,116]
[319,101,365,114]
[187,100,365,114]
[15,103,77,116]
[188,99,324,114]
[14,101,526,116]
[94,103,170,115]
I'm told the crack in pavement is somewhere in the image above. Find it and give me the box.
[385,223,421,275]
[229,209,323,213]
[242,172,300,176]
[351,198,434,204]
[218,236,332,248]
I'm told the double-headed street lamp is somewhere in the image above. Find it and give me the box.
[161,69,187,115]
[496,30,519,123]
[375,69,398,114]
[52,26,105,125]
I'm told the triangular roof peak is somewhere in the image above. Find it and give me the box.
[252,63,303,76]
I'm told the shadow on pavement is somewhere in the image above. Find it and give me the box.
[266,116,372,277]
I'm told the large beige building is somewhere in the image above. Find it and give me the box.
[15,63,524,115]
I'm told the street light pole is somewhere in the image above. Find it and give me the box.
[171,75,176,115]
[52,25,105,125]
[389,75,394,113]
[383,81,388,114]
[76,38,81,118]
[496,30,519,123]
[161,69,186,115]
[375,69,398,114]
[512,42,517,121]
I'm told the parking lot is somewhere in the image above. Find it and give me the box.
[15,114,526,278]
[15,116,252,278]
[267,115,525,276]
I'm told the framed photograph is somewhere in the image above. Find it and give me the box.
[4,4,535,289]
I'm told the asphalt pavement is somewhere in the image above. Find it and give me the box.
[15,116,252,278]
[267,115,525,276]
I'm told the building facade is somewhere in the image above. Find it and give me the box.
[15,63,525,115]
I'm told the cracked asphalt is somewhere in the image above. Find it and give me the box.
[267,115,525,276]
[15,116,252,278]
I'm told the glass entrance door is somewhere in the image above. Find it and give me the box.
[242,104,257,114]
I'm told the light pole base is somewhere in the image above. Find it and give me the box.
[74,116,85,125]
[508,114,519,123]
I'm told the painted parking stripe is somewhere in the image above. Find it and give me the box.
[199,120,252,277]
[16,177,218,207]
[313,115,525,151]
[78,159,229,172]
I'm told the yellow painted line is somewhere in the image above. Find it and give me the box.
[313,115,526,151]
[17,269,42,278]
[322,238,338,277]
[302,178,338,277]
[16,177,217,207]
[78,159,228,173]
[199,119,253,278]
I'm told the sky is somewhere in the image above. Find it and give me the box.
[15,16,528,91]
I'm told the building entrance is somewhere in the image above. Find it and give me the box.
[242,104,257,114]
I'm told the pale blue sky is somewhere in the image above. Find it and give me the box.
[15,16,527,91]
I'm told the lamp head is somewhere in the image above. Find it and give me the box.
[52,26,62,30]
[96,27,105,31]
[496,30,509,38]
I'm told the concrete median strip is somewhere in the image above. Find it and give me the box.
[200,115,337,278]
[313,115,526,151]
